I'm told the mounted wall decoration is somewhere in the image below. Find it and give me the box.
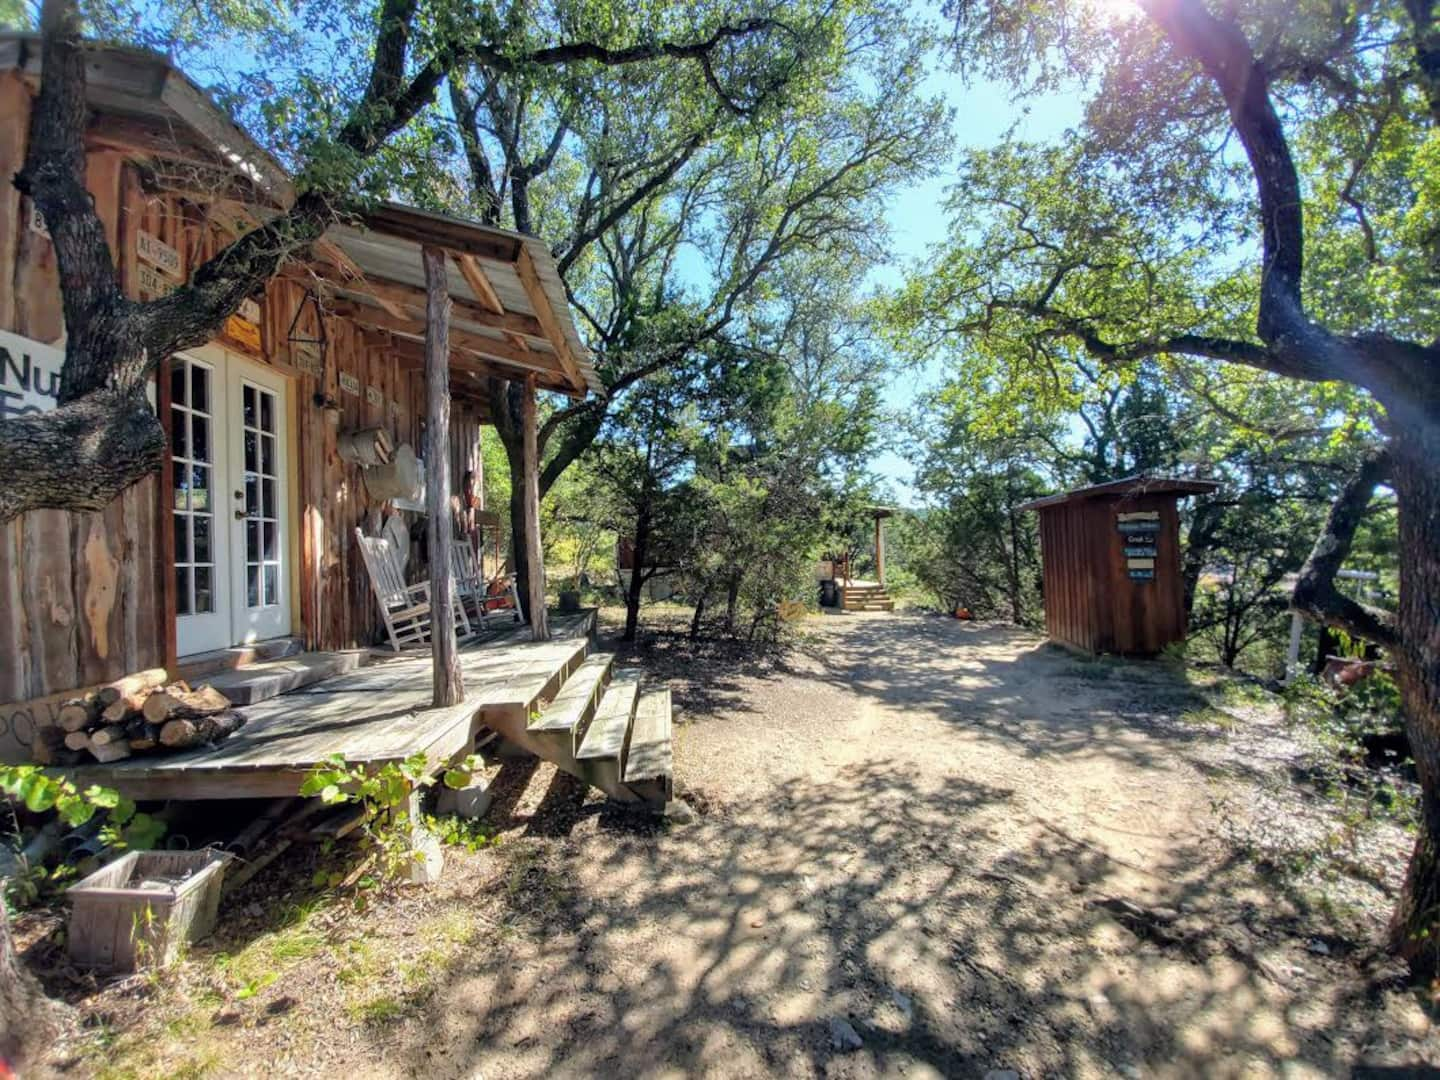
[1117,511,1160,581]
[136,229,182,279]
[220,295,264,356]
[361,442,422,504]
[287,289,328,378]
[337,426,395,468]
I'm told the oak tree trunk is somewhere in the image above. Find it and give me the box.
[623,501,652,642]
[0,898,58,1071]
[520,376,549,641]
[488,378,536,621]
[1387,421,1440,975]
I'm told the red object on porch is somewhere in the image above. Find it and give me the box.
[484,577,516,610]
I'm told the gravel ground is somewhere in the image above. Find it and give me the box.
[25,609,1436,1078]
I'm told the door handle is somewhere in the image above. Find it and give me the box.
[233,489,245,519]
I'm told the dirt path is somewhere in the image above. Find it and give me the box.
[45,611,1435,1078]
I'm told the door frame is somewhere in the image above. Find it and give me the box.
[226,354,294,648]
[170,347,231,656]
[169,343,297,656]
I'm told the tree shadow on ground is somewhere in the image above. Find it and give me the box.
[363,755,1419,1077]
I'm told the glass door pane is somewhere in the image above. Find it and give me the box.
[240,380,282,610]
[170,358,216,618]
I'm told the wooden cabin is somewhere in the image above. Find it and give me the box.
[0,34,602,762]
[1019,475,1219,656]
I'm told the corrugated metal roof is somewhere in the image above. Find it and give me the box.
[329,208,600,397]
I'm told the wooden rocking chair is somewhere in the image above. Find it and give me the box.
[356,528,473,652]
[451,542,524,628]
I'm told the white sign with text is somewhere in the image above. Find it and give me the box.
[0,329,155,419]
[0,329,65,419]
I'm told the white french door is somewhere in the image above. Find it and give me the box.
[172,345,291,656]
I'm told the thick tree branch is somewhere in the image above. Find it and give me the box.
[1141,0,1440,426]
[13,0,126,402]
[1291,449,1400,648]
[448,78,502,224]
[0,390,163,520]
[555,132,706,277]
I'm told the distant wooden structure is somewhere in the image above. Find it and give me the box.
[1019,475,1219,655]
[819,506,895,612]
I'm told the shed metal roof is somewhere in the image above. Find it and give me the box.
[1017,474,1220,512]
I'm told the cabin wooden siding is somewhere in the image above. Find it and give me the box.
[0,71,483,703]
[1035,493,1186,656]
[0,72,165,704]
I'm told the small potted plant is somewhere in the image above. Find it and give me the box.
[558,576,582,613]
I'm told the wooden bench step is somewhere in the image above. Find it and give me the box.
[622,688,671,784]
[205,650,367,705]
[576,671,641,761]
[531,653,613,734]
[175,636,304,683]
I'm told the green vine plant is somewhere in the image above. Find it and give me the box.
[299,751,492,895]
[1,765,167,908]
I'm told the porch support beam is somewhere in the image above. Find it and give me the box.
[521,374,549,641]
[281,264,550,340]
[423,244,463,707]
[330,301,567,376]
[875,514,885,587]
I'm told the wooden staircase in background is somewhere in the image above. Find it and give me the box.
[840,582,895,613]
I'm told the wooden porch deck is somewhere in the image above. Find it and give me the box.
[56,611,597,801]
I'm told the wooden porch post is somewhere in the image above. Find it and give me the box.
[874,514,885,587]
[522,374,549,641]
[423,245,463,706]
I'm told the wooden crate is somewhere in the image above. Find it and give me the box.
[66,849,231,970]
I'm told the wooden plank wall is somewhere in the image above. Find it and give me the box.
[0,72,487,704]
[0,73,162,705]
[1105,494,1185,655]
[267,284,483,651]
[1038,503,1100,654]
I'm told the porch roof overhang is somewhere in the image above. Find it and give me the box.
[304,204,601,399]
[1,33,599,401]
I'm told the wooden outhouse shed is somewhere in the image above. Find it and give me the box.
[1019,475,1219,656]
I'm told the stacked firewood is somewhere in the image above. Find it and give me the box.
[30,668,245,766]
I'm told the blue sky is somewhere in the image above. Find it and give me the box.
[868,68,1083,507]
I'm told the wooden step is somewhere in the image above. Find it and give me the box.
[531,653,614,750]
[205,650,367,705]
[576,671,641,761]
[175,637,304,683]
[622,688,672,804]
[574,670,641,795]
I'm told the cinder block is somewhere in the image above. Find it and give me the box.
[436,778,493,820]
